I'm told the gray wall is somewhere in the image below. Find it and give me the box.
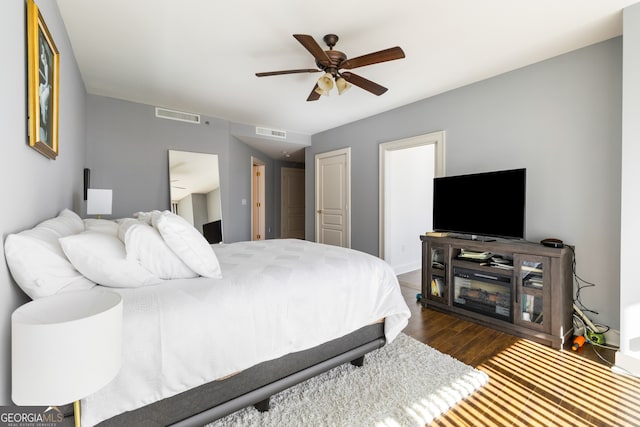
[85,95,276,243]
[0,0,87,404]
[307,37,622,331]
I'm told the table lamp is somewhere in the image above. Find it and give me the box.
[86,189,112,219]
[12,289,123,427]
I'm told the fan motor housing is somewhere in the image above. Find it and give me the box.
[317,50,346,74]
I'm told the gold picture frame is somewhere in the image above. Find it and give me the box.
[27,0,59,160]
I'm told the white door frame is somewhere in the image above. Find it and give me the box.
[378,131,446,259]
[315,147,351,248]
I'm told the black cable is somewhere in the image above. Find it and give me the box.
[593,323,610,334]
[566,245,599,316]
[591,343,615,366]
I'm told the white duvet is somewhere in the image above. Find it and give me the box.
[81,239,411,426]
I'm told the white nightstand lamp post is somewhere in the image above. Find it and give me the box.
[12,290,123,427]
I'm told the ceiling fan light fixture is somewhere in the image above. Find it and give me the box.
[314,86,330,96]
[256,34,405,101]
[317,72,334,92]
[336,77,351,95]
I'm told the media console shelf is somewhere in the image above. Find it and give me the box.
[421,235,573,349]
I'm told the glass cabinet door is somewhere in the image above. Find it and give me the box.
[427,245,448,304]
[514,254,550,332]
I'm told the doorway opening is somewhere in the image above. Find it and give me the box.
[379,131,445,275]
[281,167,305,239]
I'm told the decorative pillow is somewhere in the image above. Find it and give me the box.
[83,218,119,235]
[60,231,162,288]
[133,210,162,225]
[37,208,85,237]
[154,211,222,278]
[116,218,141,242]
[124,223,197,279]
[4,209,95,299]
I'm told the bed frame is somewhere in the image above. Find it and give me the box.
[61,322,386,426]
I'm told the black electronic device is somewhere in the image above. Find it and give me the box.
[202,220,223,244]
[541,238,564,248]
[453,267,513,321]
[432,168,526,240]
[83,168,90,201]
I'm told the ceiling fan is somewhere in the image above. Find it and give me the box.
[256,34,405,101]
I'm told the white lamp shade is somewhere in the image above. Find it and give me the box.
[336,77,351,95]
[12,290,123,405]
[317,73,334,92]
[314,86,330,97]
[86,189,113,215]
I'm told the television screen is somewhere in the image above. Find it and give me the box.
[202,219,223,244]
[432,168,526,239]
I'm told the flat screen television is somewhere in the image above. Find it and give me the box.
[202,219,223,244]
[432,168,526,240]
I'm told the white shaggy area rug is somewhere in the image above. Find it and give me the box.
[208,333,488,427]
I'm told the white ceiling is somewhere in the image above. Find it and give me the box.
[57,0,636,159]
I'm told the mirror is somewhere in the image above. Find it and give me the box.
[169,150,223,243]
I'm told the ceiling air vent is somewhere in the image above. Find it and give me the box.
[256,127,287,139]
[155,107,200,124]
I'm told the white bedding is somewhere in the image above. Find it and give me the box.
[81,239,411,426]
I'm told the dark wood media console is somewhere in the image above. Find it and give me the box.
[420,235,573,349]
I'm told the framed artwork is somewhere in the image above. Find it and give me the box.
[27,0,59,160]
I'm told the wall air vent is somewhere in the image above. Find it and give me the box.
[256,127,287,139]
[155,107,200,124]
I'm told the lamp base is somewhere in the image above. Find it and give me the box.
[74,400,80,427]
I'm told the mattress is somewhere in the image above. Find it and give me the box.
[81,239,411,426]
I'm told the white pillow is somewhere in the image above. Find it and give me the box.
[124,223,198,279]
[50,208,85,234]
[83,218,119,235]
[4,234,95,299]
[60,231,162,288]
[116,218,141,242]
[32,208,84,241]
[133,210,162,225]
[155,211,222,278]
[4,209,95,299]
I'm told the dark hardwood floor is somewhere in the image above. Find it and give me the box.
[398,283,640,427]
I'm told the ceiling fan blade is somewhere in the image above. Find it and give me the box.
[341,72,388,96]
[256,69,320,77]
[293,34,331,65]
[340,47,405,70]
[307,84,321,101]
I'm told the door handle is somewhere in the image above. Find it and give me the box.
[317,210,322,214]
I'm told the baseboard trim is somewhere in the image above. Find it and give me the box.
[614,351,640,378]
[605,328,620,347]
[392,262,420,276]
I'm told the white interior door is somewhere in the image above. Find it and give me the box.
[281,167,305,239]
[315,148,351,248]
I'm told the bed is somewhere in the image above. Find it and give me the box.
[5,209,411,426]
